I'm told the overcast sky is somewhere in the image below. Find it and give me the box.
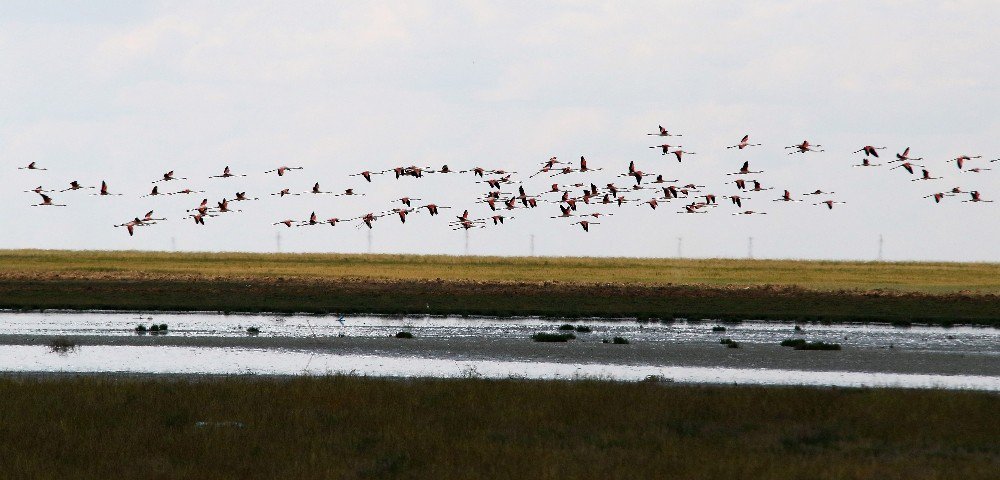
[2,1,998,261]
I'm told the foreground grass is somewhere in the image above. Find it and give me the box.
[0,376,995,480]
[1,250,998,324]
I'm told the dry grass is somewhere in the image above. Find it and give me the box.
[0,375,996,479]
[2,249,999,293]
[1,250,997,324]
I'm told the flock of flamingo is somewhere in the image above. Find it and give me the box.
[17,126,999,237]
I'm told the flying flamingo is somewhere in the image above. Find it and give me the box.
[490,215,511,225]
[773,190,801,202]
[814,200,847,210]
[572,220,599,232]
[727,161,763,175]
[24,186,49,194]
[273,219,296,228]
[336,188,364,197]
[853,146,886,157]
[551,205,574,218]
[394,208,414,223]
[271,188,294,197]
[732,210,766,215]
[357,213,384,229]
[142,186,161,197]
[187,199,211,216]
[802,189,835,196]
[963,191,992,203]
[726,135,762,150]
[350,170,384,182]
[623,161,654,185]
[210,166,246,178]
[786,140,823,154]
[679,203,709,214]
[92,181,121,196]
[168,188,204,195]
[924,193,946,204]
[890,162,924,174]
[965,167,992,173]
[153,171,186,183]
[18,162,47,170]
[670,150,696,163]
[297,212,321,227]
[894,147,922,162]
[31,193,66,206]
[749,180,772,192]
[308,183,332,194]
[215,198,240,213]
[530,157,564,178]
[190,213,208,225]
[265,166,304,176]
[232,192,258,201]
[651,175,678,184]
[911,169,941,181]
[579,156,602,172]
[723,195,749,208]
[951,155,982,170]
[142,210,166,222]
[451,218,485,230]
[852,158,881,167]
[420,204,449,216]
[649,144,682,155]
[61,181,94,192]
[647,125,682,137]
[115,219,141,236]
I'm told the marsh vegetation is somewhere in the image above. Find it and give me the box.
[0,376,995,479]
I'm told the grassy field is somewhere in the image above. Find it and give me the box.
[3,249,1000,292]
[0,375,996,479]
[0,250,998,324]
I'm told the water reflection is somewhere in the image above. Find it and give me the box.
[3,345,997,390]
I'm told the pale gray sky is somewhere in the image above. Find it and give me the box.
[2,1,998,261]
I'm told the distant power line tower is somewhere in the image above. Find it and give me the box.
[170,237,176,252]
[677,237,683,258]
[276,232,281,253]
[464,230,470,256]
[367,229,372,254]
[530,234,535,257]
[877,234,884,261]
[748,236,754,259]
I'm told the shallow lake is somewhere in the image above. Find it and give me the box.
[1,311,997,390]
